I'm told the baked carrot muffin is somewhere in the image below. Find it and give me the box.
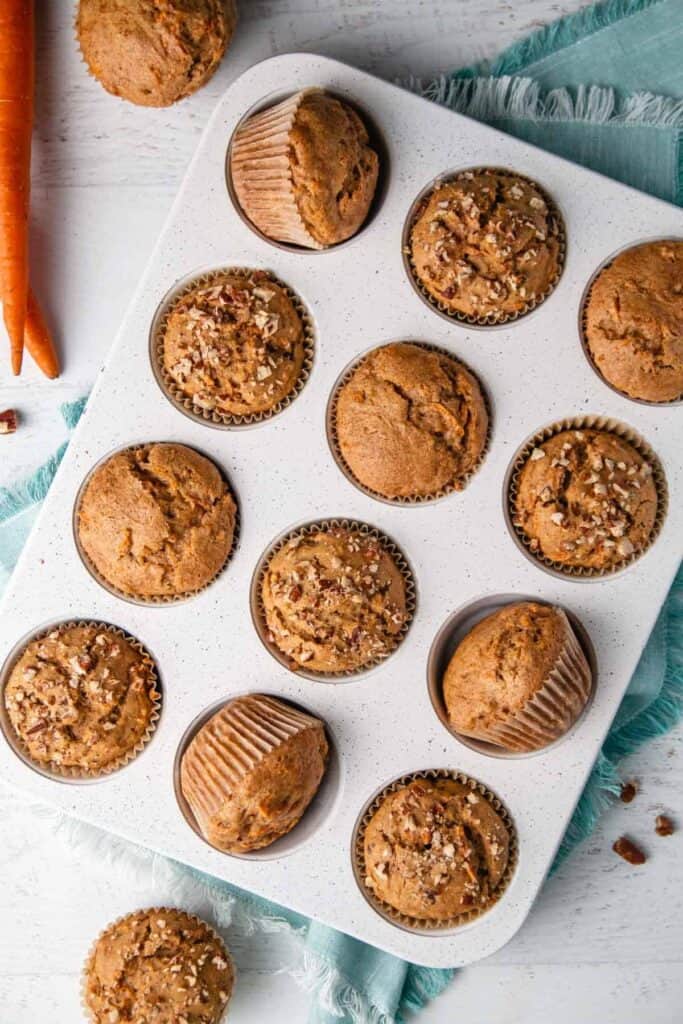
[77,443,236,599]
[260,525,409,674]
[409,170,563,320]
[180,694,328,853]
[583,240,683,402]
[3,624,159,775]
[160,270,308,419]
[77,0,237,107]
[362,777,511,923]
[83,908,234,1024]
[513,428,658,571]
[334,342,488,499]
[230,88,379,249]
[443,602,592,752]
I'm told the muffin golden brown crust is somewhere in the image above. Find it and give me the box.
[584,240,683,402]
[180,694,328,853]
[334,342,488,499]
[77,443,236,599]
[409,170,562,320]
[77,0,237,107]
[161,271,307,418]
[260,526,408,674]
[513,429,658,570]
[443,602,592,752]
[83,908,233,1024]
[362,778,511,923]
[4,624,158,774]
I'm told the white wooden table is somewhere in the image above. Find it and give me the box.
[0,3,681,1021]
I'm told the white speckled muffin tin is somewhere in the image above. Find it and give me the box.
[0,55,681,968]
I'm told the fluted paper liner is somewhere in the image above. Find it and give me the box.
[403,167,566,327]
[252,518,417,680]
[151,267,315,428]
[74,443,240,605]
[230,88,328,250]
[179,694,327,850]
[0,621,161,782]
[326,342,491,505]
[506,415,668,579]
[353,769,517,932]
[81,907,234,1024]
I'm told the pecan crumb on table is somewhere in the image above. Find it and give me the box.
[0,409,18,434]
[655,815,675,837]
[619,781,638,803]
[613,836,647,865]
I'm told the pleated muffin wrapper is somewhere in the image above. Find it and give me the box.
[230,87,329,250]
[403,167,566,328]
[253,518,417,680]
[326,341,492,505]
[151,267,316,428]
[81,906,234,1024]
[179,693,328,851]
[353,768,518,933]
[0,621,161,782]
[74,443,240,606]
[506,415,669,579]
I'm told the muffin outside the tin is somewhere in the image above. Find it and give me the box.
[3,623,159,776]
[583,240,683,403]
[260,525,408,674]
[160,270,307,419]
[513,428,658,571]
[443,602,592,752]
[83,907,234,1024]
[230,88,379,249]
[409,169,562,320]
[362,777,511,923]
[77,442,236,599]
[77,0,237,108]
[180,694,328,853]
[334,342,488,500]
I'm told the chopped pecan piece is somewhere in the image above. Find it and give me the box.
[655,815,674,837]
[0,409,18,435]
[619,781,638,804]
[613,836,646,865]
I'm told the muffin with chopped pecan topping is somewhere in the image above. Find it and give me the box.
[160,270,308,419]
[513,428,658,571]
[3,623,159,775]
[362,776,512,923]
[409,169,563,321]
[260,524,409,674]
[333,342,488,499]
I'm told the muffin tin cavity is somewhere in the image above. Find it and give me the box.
[427,594,597,759]
[173,694,342,861]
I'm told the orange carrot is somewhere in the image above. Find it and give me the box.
[0,0,34,375]
[24,287,59,378]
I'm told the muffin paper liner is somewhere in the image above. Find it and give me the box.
[74,443,240,605]
[81,907,234,1024]
[179,694,327,852]
[352,768,518,932]
[326,342,491,504]
[0,621,161,782]
[403,167,566,328]
[506,415,668,579]
[230,88,328,250]
[252,518,417,680]
[151,267,315,428]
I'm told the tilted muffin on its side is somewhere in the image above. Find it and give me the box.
[334,342,488,499]
[77,0,237,107]
[77,443,237,599]
[260,525,409,674]
[160,270,308,419]
[513,428,658,571]
[362,777,511,923]
[231,88,379,249]
[83,908,234,1024]
[443,602,592,752]
[409,170,563,320]
[180,694,328,853]
[584,240,683,403]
